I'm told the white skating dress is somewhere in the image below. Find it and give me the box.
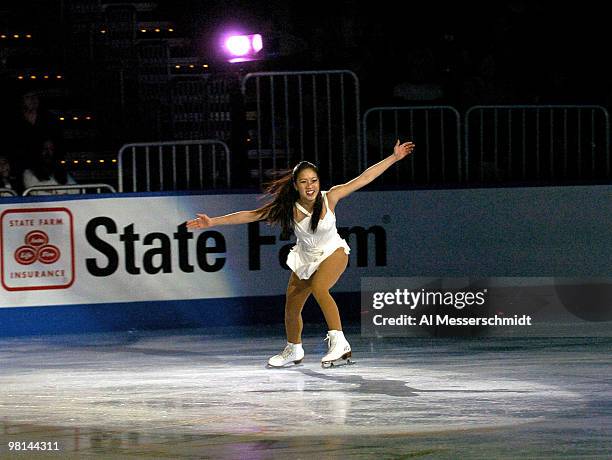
[286,191,350,280]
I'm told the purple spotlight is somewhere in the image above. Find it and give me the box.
[222,32,264,62]
[225,35,251,57]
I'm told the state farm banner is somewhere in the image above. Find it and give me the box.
[1,192,394,308]
[2,186,612,308]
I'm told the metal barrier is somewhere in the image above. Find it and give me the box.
[118,140,231,192]
[363,106,462,185]
[0,188,17,197]
[23,184,117,196]
[465,105,611,182]
[241,70,361,185]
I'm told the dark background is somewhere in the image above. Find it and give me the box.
[4,1,611,104]
[172,0,612,106]
[2,0,611,186]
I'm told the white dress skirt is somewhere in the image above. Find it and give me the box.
[286,191,350,280]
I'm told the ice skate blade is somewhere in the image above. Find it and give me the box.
[321,356,355,369]
[266,359,303,369]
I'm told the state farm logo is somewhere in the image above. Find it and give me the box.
[1,208,75,291]
[15,231,60,265]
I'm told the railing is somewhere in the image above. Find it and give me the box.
[465,105,610,182]
[49,104,612,194]
[0,188,17,197]
[23,184,117,196]
[363,106,462,185]
[241,70,361,185]
[117,139,231,192]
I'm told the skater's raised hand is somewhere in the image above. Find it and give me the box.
[393,139,415,161]
[186,213,213,230]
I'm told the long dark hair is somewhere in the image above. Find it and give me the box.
[257,161,323,239]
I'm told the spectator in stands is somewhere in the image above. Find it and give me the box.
[8,90,60,188]
[0,156,17,192]
[22,140,77,195]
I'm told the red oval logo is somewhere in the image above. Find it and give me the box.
[38,245,60,264]
[15,246,38,265]
[26,230,49,248]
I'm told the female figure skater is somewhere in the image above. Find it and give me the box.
[187,140,415,367]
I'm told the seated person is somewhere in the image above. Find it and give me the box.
[22,140,78,195]
[8,91,59,182]
[0,156,19,192]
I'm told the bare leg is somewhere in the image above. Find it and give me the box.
[284,272,312,343]
[309,248,349,331]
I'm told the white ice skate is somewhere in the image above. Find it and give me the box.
[267,342,304,368]
[321,330,354,368]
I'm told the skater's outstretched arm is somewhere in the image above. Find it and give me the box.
[186,209,264,230]
[326,140,414,208]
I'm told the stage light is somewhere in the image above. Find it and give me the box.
[225,35,250,56]
[223,33,264,63]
